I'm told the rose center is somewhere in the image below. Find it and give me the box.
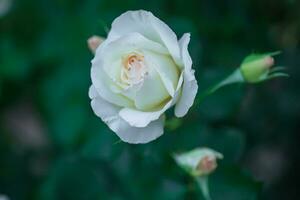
[121,53,148,88]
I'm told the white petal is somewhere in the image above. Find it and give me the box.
[91,55,134,108]
[134,67,170,111]
[98,32,169,86]
[144,50,180,97]
[119,73,183,128]
[179,33,192,70]
[119,99,173,128]
[88,85,98,99]
[90,94,122,127]
[109,10,182,67]
[100,32,169,61]
[175,33,198,117]
[91,94,164,144]
[173,71,184,101]
[113,115,165,144]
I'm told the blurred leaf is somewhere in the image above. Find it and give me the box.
[0,39,31,81]
[79,119,122,161]
[153,179,186,200]
[198,127,246,162]
[209,164,262,200]
[38,155,134,200]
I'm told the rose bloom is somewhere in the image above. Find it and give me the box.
[89,10,198,144]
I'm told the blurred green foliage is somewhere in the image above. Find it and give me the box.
[0,0,299,200]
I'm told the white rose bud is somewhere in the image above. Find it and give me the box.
[89,10,198,144]
[174,148,223,177]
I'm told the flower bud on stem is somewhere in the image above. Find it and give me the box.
[240,51,288,83]
[87,35,104,54]
[174,148,223,200]
[194,51,289,107]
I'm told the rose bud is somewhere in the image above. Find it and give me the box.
[87,35,104,53]
[240,51,288,83]
[174,148,223,177]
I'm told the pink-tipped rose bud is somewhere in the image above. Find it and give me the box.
[87,35,104,53]
[174,147,223,177]
[240,52,280,83]
[197,155,217,175]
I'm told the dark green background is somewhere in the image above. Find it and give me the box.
[0,0,299,199]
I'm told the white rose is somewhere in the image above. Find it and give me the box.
[89,10,198,144]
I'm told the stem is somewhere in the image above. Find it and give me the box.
[196,176,212,200]
[194,69,244,107]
